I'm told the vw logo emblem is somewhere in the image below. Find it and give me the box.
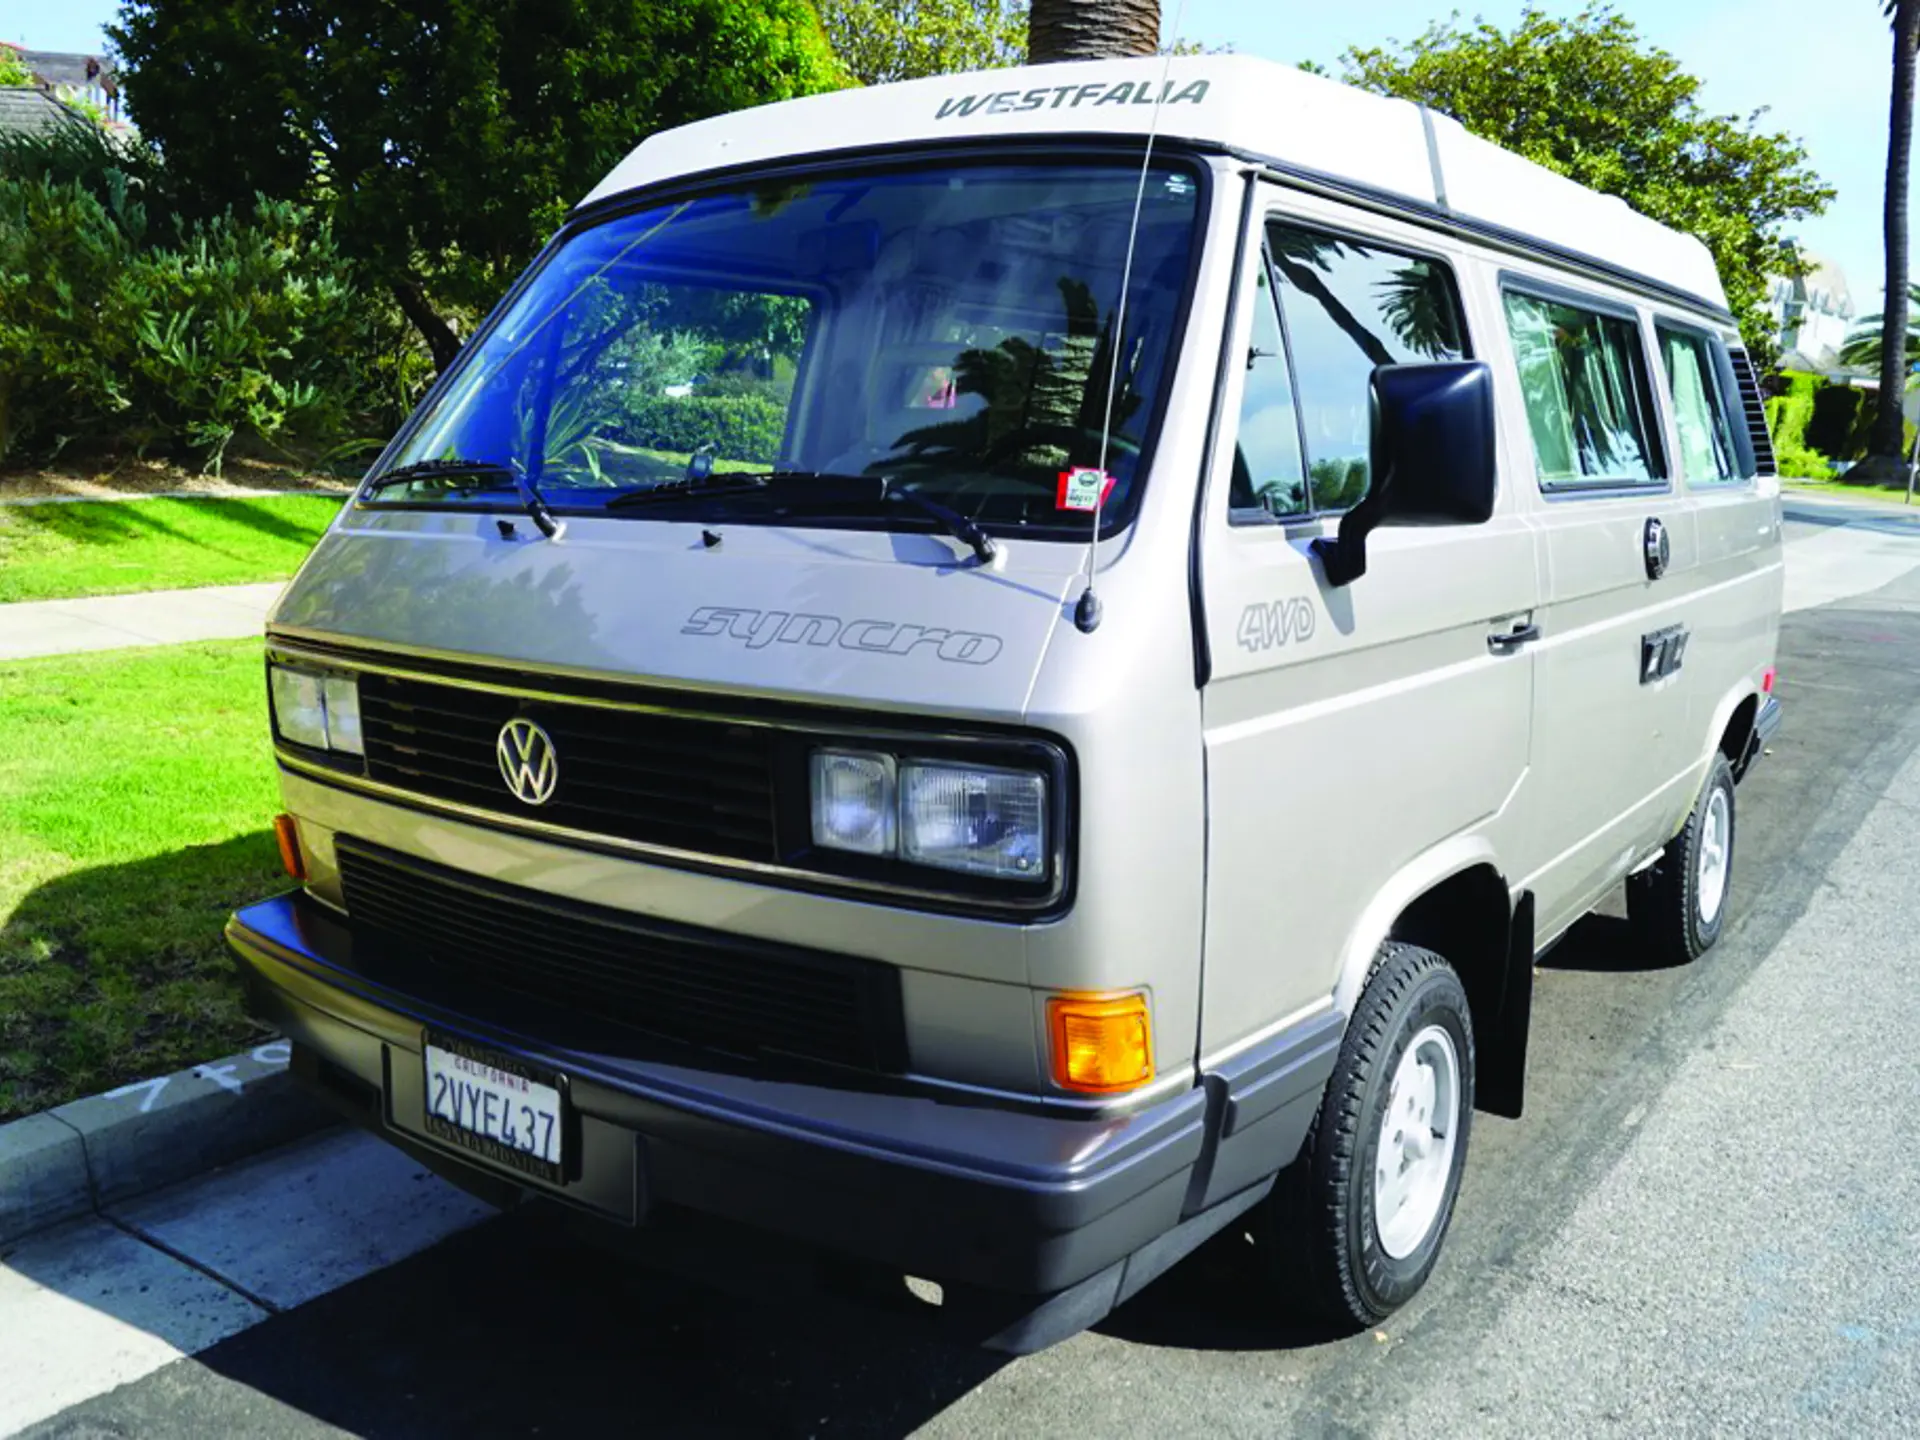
[496,718,559,806]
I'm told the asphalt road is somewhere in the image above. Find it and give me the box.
[23,498,1920,1438]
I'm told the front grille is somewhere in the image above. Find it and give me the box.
[356,672,778,860]
[337,840,907,1073]
[1727,347,1778,477]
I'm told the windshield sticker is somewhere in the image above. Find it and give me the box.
[935,79,1210,121]
[682,606,1004,666]
[1056,467,1115,513]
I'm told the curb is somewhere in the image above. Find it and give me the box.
[0,1039,336,1247]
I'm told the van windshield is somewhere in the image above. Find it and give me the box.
[372,158,1204,536]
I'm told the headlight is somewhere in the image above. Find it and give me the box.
[901,761,1047,879]
[809,747,1049,882]
[810,750,896,855]
[269,663,364,757]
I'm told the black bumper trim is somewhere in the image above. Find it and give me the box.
[226,889,1339,1319]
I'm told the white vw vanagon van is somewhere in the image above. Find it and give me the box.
[230,55,1784,1350]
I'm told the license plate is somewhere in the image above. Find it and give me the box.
[423,1034,566,1184]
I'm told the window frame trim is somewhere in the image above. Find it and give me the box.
[1497,272,1672,497]
[1651,318,1752,488]
[1228,214,1474,528]
[1225,240,1313,528]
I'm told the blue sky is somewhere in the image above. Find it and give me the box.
[8,0,1897,313]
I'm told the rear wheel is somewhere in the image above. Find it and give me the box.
[1627,751,1736,966]
[1262,943,1474,1327]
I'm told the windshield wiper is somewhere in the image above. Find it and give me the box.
[603,469,997,564]
[361,458,562,540]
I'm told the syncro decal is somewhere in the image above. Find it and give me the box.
[935,78,1211,121]
[1236,596,1317,653]
[682,606,1004,666]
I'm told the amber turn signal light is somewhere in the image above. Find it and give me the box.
[1047,992,1153,1095]
[273,814,307,882]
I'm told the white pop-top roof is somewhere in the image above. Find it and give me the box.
[583,54,1728,315]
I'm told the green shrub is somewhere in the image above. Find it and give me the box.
[0,176,137,453]
[0,172,427,469]
[1806,383,1868,462]
[1765,373,1834,479]
[0,120,162,240]
[620,393,788,463]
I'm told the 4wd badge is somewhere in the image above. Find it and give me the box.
[1237,597,1317,652]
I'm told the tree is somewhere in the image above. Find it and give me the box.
[818,0,1026,85]
[1028,0,1160,63]
[1851,1,1920,481]
[111,1,848,373]
[0,48,33,87]
[1840,283,1920,371]
[1340,7,1832,374]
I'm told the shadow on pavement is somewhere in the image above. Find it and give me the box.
[176,1199,1356,1438]
[187,1209,1012,1438]
[1779,500,1920,536]
[1535,913,1689,974]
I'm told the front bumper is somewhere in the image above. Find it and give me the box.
[227,892,1339,1310]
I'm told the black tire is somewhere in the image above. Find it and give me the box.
[1627,751,1736,966]
[1262,943,1475,1328]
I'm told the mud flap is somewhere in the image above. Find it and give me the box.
[1477,890,1534,1119]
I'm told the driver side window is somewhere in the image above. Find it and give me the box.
[1267,223,1468,513]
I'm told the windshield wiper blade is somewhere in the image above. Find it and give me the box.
[600,470,775,510]
[882,483,998,565]
[361,458,518,497]
[606,469,997,564]
[361,458,562,540]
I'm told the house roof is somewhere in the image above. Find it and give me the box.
[19,50,114,89]
[0,87,88,137]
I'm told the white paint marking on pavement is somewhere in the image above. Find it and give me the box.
[109,1129,496,1312]
[0,1219,266,1435]
[189,1063,245,1096]
[102,1076,171,1115]
[251,1040,291,1068]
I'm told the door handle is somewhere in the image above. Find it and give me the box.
[1488,622,1541,654]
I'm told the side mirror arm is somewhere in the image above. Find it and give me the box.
[1310,464,1394,588]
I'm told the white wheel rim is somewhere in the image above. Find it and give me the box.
[1697,787,1731,926]
[1373,1024,1461,1260]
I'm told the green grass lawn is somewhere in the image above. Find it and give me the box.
[0,494,342,603]
[0,640,289,1120]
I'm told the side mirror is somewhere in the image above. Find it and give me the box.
[1311,361,1498,588]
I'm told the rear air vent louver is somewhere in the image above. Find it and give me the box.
[1727,348,1777,477]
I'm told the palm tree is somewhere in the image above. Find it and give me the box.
[1840,283,1920,370]
[1851,1,1920,481]
[1027,0,1160,63]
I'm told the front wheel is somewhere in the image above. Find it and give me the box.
[1262,943,1475,1327]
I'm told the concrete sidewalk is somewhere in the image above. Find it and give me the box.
[0,583,282,661]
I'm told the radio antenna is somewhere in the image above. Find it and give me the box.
[1074,0,1192,636]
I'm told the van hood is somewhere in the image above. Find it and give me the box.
[269,510,1079,722]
